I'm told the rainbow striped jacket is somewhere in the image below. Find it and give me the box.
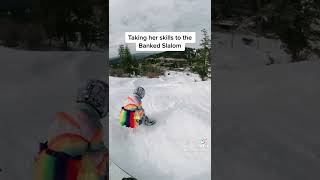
[34,103,108,180]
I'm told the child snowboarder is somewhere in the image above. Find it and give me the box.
[34,79,109,180]
[119,86,156,128]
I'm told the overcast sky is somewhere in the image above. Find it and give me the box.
[109,0,211,58]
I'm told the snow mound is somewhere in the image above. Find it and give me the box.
[109,72,211,180]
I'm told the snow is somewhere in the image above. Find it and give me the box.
[0,47,107,180]
[210,31,320,180]
[214,32,319,70]
[1,28,320,180]
[213,32,320,179]
[109,71,211,180]
[109,161,132,179]
[214,61,320,180]
[214,32,290,69]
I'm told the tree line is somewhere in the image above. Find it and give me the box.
[0,0,107,50]
[215,0,320,62]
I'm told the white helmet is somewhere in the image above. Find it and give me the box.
[133,86,145,99]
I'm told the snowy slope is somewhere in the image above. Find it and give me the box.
[214,32,319,70]
[109,71,211,180]
[213,32,320,179]
[109,161,132,179]
[0,47,107,180]
[214,61,320,180]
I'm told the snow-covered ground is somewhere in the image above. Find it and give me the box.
[214,32,319,70]
[0,47,107,180]
[214,61,320,180]
[213,32,320,180]
[1,28,320,180]
[109,71,211,180]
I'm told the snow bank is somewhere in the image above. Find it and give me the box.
[109,71,211,180]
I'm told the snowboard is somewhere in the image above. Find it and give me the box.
[143,116,156,126]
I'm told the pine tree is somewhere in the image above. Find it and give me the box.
[118,45,135,75]
[76,0,97,50]
[200,29,211,68]
[118,44,125,68]
[33,0,105,50]
[132,55,139,76]
[192,29,211,81]
[263,0,320,62]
